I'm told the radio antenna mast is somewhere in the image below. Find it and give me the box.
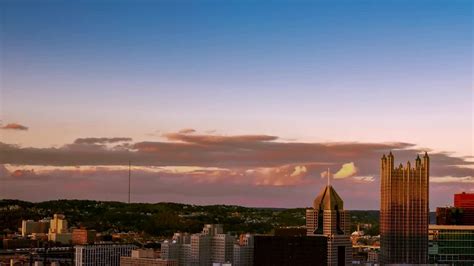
[327,168,330,186]
[128,161,131,204]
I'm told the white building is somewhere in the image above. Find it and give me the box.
[161,233,192,266]
[75,243,136,266]
[162,225,236,266]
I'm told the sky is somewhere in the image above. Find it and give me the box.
[0,0,472,209]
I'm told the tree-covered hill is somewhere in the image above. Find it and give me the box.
[0,199,381,236]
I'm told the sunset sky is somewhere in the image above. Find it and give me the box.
[1,0,472,209]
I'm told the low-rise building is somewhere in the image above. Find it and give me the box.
[120,248,177,266]
[72,229,96,245]
[429,224,474,265]
[253,235,327,266]
[21,219,50,237]
[75,243,137,266]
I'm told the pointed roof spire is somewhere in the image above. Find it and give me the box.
[416,154,421,161]
[424,151,429,158]
[313,185,344,211]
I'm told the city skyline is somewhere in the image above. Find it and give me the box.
[1,1,473,209]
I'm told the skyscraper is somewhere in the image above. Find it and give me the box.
[306,180,352,265]
[380,152,429,264]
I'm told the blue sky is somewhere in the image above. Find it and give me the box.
[1,0,472,207]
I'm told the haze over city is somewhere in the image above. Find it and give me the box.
[1,0,472,209]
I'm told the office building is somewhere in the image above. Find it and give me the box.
[455,192,474,209]
[380,152,429,264]
[455,192,474,225]
[437,192,474,226]
[233,234,253,266]
[21,219,50,237]
[162,225,235,266]
[191,224,234,265]
[436,206,463,225]
[2,238,39,249]
[253,235,327,266]
[75,243,136,266]
[161,233,191,266]
[120,249,178,266]
[72,229,96,245]
[49,214,72,244]
[306,182,352,265]
[428,225,474,265]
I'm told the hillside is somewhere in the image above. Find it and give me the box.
[0,199,381,236]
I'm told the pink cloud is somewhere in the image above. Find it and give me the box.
[1,123,28,131]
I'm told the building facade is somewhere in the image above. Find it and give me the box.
[21,219,50,237]
[428,225,474,265]
[49,214,72,244]
[161,233,192,266]
[75,243,136,266]
[306,183,352,265]
[233,234,253,266]
[72,229,96,245]
[455,192,474,225]
[436,192,474,226]
[162,225,235,266]
[253,235,327,266]
[380,152,429,264]
[455,192,474,209]
[120,249,178,266]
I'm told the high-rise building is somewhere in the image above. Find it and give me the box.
[233,234,253,266]
[428,225,474,265]
[306,182,352,265]
[162,224,235,266]
[75,243,136,266]
[380,152,429,264]
[161,233,191,266]
[49,214,72,244]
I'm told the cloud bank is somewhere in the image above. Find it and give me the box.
[1,130,472,208]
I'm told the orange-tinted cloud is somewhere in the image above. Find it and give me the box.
[74,137,132,145]
[178,128,196,134]
[0,131,472,185]
[333,162,358,179]
[1,123,28,130]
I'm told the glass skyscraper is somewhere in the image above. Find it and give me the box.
[380,152,429,264]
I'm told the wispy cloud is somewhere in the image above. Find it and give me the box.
[177,128,196,134]
[73,137,132,145]
[431,176,474,183]
[1,123,28,131]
